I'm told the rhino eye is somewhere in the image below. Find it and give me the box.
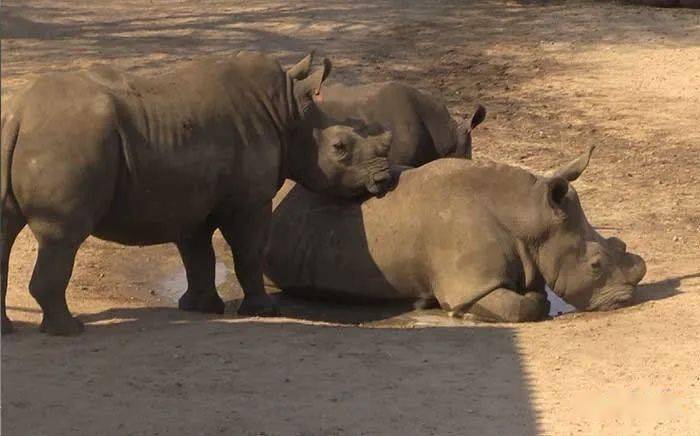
[333,141,349,157]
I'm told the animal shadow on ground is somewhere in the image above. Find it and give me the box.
[634,272,699,304]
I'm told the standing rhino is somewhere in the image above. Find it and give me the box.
[287,54,486,165]
[0,51,393,335]
[264,147,647,322]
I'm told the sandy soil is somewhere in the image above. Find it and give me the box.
[1,1,699,435]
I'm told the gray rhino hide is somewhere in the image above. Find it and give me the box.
[264,156,647,322]
[316,82,486,164]
[0,51,393,335]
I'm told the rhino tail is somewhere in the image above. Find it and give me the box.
[0,110,20,219]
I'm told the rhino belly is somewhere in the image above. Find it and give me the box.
[91,166,225,245]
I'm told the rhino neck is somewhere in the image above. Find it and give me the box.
[283,146,301,182]
[282,131,314,186]
[514,238,546,291]
[274,74,300,184]
[532,237,567,298]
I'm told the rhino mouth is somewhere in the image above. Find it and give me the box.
[361,157,391,195]
[586,285,635,311]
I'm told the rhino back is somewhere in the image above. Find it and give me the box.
[102,57,290,236]
[320,82,459,166]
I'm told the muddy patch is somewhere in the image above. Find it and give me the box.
[157,261,230,303]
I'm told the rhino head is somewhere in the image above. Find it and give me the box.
[285,53,392,197]
[535,146,647,311]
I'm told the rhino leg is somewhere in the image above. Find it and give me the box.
[1,200,27,335]
[30,241,85,336]
[176,225,225,314]
[220,203,280,317]
[467,288,549,323]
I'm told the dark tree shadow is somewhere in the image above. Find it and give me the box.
[2,305,541,436]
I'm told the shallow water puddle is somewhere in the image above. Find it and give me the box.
[158,261,229,303]
[546,286,576,316]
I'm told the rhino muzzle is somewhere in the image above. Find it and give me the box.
[362,157,391,195]
[624,253,647,286]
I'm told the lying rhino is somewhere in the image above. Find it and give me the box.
[264,147,647,322]
[0,51,393,335]
[288,54,486,164]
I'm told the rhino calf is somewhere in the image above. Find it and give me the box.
[287,58,485,165]
[264,147,647,322]
[0,51,393,335]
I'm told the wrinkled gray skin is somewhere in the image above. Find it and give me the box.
[264,147,647,322]
[288,54,485,165]
[0,51,394,335]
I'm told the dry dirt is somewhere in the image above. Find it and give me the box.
[1,1,699,435]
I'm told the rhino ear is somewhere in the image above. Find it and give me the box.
[469,104,487,130]
[552,145,595,182]
[547,177,570,210]
[287,51,315,80]
[296,58,332,97]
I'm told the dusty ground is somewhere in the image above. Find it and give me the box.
[2,1,699,435]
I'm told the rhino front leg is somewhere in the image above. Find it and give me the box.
[467,288,549,323]
[220,203,280,317]
[176,225,225,314]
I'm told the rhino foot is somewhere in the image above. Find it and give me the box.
[39,314,84,336]
[2,316,14,335]
[178,291,225,314]
[237,294,280,317]
[522,292,550,322]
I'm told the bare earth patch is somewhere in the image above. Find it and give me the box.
[2,1,699,435]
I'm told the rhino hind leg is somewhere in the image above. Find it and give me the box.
[176,226,225,314]
[30,241,85,336]
[220,205,280,317]
[467,288,550,323]
[1,200,27,334]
